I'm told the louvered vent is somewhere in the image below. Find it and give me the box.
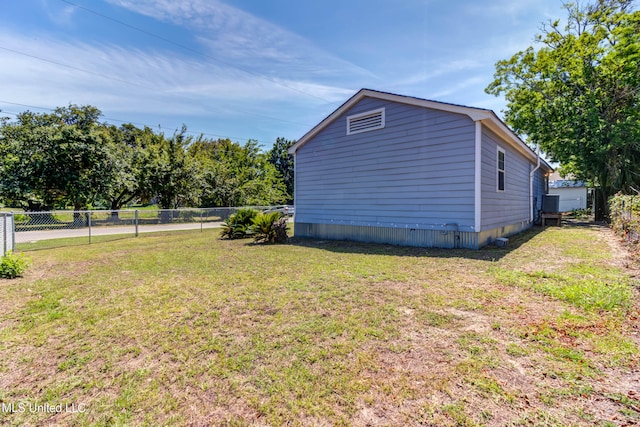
[347,108,385,135]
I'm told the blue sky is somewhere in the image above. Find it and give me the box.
[0,0,563,149]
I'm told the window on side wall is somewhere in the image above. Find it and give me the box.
[497,148,505,192]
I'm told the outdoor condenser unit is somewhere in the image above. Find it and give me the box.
[542,194,560,213]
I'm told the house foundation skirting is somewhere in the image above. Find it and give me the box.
[294,221,532,250]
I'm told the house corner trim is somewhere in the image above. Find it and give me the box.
[474,121,482,232]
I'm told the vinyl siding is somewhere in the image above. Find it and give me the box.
[532,167,547,221]
[480,126,531,230]
[295,97,477,231]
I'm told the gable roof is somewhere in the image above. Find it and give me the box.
[289,88,552,172]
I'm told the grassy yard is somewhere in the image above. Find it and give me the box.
[0,224,638,426]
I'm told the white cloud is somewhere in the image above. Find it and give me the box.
[426,76,485,100]
[394,59,483,87]
[0,29,353,123]
[41,0,76,26]
[105,0,373,83]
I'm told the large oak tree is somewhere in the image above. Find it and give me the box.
[486,0,640,219]
[0,105,113,212]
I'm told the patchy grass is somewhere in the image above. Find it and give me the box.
[16,234,134,251]
[0,224,638,426]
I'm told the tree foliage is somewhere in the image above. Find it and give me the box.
[189,138,288,207]
[0,105,113,211]
[148,125,201,209]
[266,137,296,203]
[102,124,159,212]
[486,0,640,219]
[0,105,293,211]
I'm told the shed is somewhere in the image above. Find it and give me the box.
[548,172,588,212]
[288,89,553,249]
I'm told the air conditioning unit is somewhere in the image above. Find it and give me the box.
[542,194,560,213]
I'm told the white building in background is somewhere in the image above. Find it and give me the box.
[548,171,588,212]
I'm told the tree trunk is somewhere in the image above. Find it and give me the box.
[593,187,609,222]
[73,203,85,227]
[110,198,120,221]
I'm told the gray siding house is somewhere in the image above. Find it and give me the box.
[288,89,552,249]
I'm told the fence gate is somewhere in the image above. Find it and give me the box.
[1,213,15,256]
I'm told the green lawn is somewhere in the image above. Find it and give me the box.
[0,225,638,426]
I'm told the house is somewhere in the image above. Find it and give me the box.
[548,172,588,212]
[288,89,553,249]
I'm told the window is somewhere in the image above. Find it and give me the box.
[347,108,385,135]
[497,148,505,192]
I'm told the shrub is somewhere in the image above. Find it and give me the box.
[249,212,288,244]
[220,208,259,239]
[610,194,640,243]
[0,251,29,279]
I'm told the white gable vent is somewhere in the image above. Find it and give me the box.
[347,108,385,135]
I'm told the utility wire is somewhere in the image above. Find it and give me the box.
[0,44,313,129]
[59,0,334,104]
[0,46,153,90]
[0,1,327,143]
[0,100,287,146]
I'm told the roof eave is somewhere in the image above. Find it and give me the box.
[289,89,554,173]
[288,89,493,154]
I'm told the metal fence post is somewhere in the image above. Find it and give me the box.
[200,209,204,232]
[135,210,139,237]
[2,213,6,256]
[10,212,15,252]
[88,211,92,244]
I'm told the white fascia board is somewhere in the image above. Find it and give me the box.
[289,89,493,154]
[479,116,541,165]
[288,88,553,175]
[288,90,366,154]
[357,89,494,121]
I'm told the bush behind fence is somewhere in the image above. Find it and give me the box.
[609,195,640,243]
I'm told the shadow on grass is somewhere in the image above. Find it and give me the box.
[289,225,549,262]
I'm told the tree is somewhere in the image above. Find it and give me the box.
[0,105,113,212]
[189,138,288,207]
[147,125,201,211]
[267,137,296,203]
[486,0,640,220]
[100,124,163,219]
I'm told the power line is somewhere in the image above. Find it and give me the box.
[0,44,314,129]
[59,0,334,104]
[0,46,153,90]
[0,100,290,146]
[0,0,331,144]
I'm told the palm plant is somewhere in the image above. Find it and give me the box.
[248,212,288,243]
[219,208,259,239]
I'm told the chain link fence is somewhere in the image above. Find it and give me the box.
[10,206,293,250]
[609,195,640,243]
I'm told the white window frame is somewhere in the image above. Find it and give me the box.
[346,107,385,135]
[497,146,506,192]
